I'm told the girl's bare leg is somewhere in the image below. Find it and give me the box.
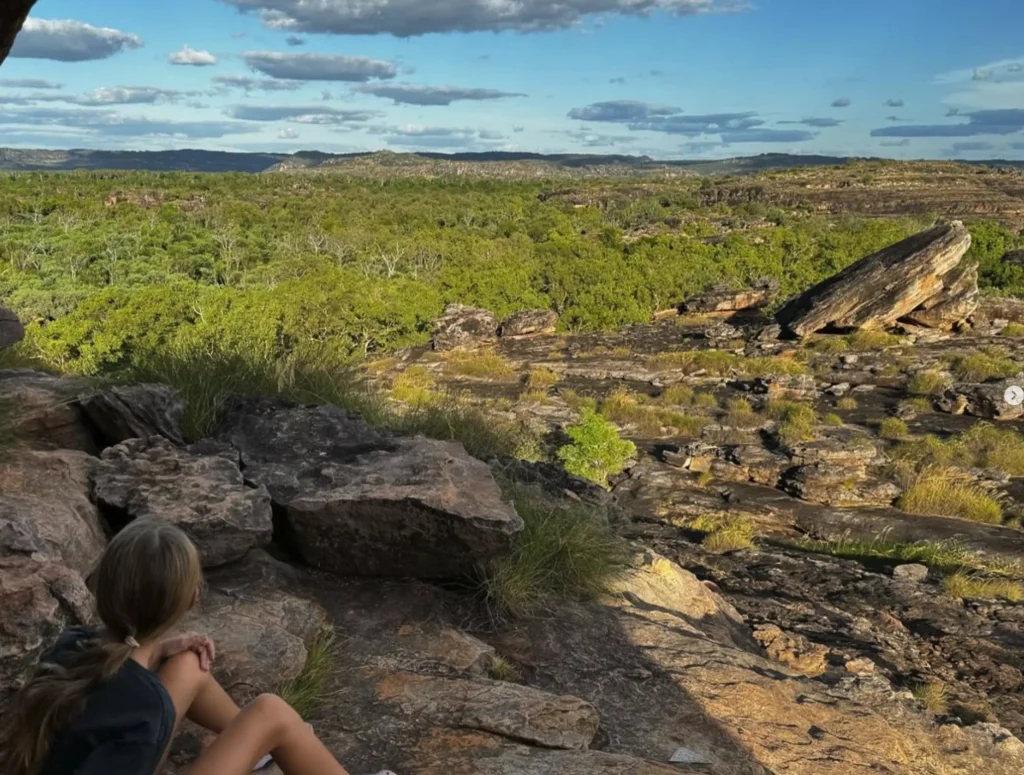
[159,651,350,775]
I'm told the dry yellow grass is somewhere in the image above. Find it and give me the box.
[898,469,1002,525]
[442,350,516,380]
[911,679,949,714]
[943,572,1024,602]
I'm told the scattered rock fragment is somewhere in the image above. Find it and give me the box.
[893,564,929,582]
[500,309,558,338]
[79,384,186,446]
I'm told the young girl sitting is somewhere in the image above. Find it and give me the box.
[0,518,355,775]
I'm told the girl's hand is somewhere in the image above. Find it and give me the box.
[160,633,216,671]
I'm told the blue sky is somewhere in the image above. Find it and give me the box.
[1,0,1023,159]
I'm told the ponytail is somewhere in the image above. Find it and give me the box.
[0,634,135,775]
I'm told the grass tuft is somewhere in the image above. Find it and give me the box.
[725,397,762,428]
[879,417,909,440]
[836,396,858,411]
[795,537,1022,577]
[279,627,337,719]
[822,413,844,427]
[846,330,902,351]
[600,387,706,437]
[906,370,950,397]
[950,349,1019,383]
[443,350,517,380]
[485,483,629,617]
[943,572,1024,602]
[391,365,436,406]
[912,679,949,714]
[1002,322,1024,337]
[687,514,757,553]
[769,400,817,446]
[526,367,560,392]
[898,469,1003,524]
[487,655,523,683]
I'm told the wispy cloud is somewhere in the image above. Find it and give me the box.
[213,75,304,92]
[243,51,397,81]
[831,98,852,108]
[0,78,62,89]
[871,109,1024,138]
[885,98,905,107]
[352,83,526,106]
[227,104,380,124]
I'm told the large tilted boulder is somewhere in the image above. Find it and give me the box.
[0,450,106,576]
[432,303,499,351]
[220,399,523,578]
[0,306,24,351]
[901,262,979,329]
[79,384,186,447]
[500,309,559,338]
[93,437,273,568]
[776,222,974,336]
[0,556,94,704]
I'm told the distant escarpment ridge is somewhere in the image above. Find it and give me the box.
[1,147,1021,176]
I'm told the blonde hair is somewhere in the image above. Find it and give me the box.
[0,519,202,775]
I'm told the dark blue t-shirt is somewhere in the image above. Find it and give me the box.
[41,627,175,775]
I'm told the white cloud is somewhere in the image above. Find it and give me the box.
[278,128,300,139]
[170,45,218,66]
[10,18,142,62]
[243,51,396,81]
[0,107,257,139]
[218,0,747,36]
[79,86,193,105]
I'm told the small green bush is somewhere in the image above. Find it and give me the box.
[823,413,843,427]
[557,409,637,487]
[837,396,858,410]
[486,484,629,616]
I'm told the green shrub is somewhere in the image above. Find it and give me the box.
[557,409,637,487]
[907,370,951,396]
[823,413,844,427]
[898,469,1003,524]
[1002,322,1024,337]
[879,417,909,440]
[485,484,629,616]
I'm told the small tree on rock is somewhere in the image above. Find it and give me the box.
[557,409,637,488]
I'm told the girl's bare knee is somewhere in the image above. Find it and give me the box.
[247,694,301,742]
